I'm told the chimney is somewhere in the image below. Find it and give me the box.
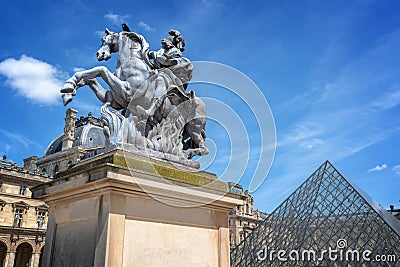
[62,108,78,151]
[23,156,38,171]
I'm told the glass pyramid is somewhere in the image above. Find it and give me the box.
[231,161,400,267]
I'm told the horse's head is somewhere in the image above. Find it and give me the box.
[96,28,118,61]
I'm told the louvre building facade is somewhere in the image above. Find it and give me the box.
[0,155,50,267]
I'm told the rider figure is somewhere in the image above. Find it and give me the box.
[145,30,191,118]
[149,31,184,69]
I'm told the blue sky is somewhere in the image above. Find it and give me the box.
[0,0,399,212]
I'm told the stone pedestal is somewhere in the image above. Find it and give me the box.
[32,149,242,267]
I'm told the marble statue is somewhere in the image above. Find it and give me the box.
[60,25,208,167]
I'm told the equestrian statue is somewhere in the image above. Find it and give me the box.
[60,25,208,167]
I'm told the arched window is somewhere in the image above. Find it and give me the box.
[0,241,7,266]
[14,242,33,267]
[53,164,59,176]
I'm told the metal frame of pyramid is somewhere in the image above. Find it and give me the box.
[231,161,400,266]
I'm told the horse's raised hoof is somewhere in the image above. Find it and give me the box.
[62,93,73,106]
[60,81,76,94]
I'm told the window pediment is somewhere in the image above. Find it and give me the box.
[35,204,49,213]
[12,201,30,211]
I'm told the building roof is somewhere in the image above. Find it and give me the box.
[44,113,106,156]
[0,154,50,179]
[0,154,24,172]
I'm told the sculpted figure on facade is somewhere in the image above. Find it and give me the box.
[60,24,208,167]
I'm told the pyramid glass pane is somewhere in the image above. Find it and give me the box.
[231,161,400,267]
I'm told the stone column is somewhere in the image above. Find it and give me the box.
[6,252,15,267]
[2,253,9,267]
[32,253,41,267]
[28,253,35,267]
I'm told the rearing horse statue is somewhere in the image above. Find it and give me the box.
[60,28,208,160]
[61,28,152,111]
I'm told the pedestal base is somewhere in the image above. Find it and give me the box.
[32,149,242,267]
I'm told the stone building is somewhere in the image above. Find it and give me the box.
[0,110,106,267]
[228,184,267,248]
[36,109,106,177]
[0,154,50,267]
[388,205,400,221]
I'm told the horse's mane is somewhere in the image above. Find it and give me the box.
[122,32,144,44]
[120,31,151,66]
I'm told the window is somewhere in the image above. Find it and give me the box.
[37,211,46,228]
[13,209,23,227]
[53,164,59,176]
[19,185,26,195]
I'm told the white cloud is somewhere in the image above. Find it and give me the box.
[138,21,155,32]
[0,128,39,149]
[0,55,64,104]
[278,123,324,150]
[392,165,400,175]
[371,87,400,110]
[302,138,324,150]
[368,163,388,172]
[71,100,100,114]
[95,30,105,37]
[104,12,130,26]
[73,67,85,72]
